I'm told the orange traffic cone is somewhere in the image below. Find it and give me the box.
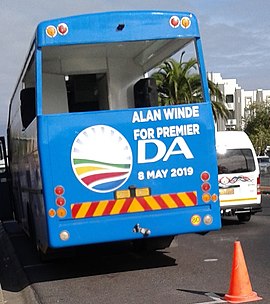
[224,241,262,303]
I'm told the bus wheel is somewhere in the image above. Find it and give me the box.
[27,207,48,261]
[237,213,251,222]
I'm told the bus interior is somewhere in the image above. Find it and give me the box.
[21,38,202,123]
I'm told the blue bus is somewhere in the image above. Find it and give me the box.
[7,10,221,255]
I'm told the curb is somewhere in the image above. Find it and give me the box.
[0,221,40,304]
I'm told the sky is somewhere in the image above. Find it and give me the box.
[0,0,269,136]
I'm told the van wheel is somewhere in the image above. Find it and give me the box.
[237,213,251,222]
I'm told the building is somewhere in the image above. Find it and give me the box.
[207,72,270,131]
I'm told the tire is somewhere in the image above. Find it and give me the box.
[237,213,251,222]
[27,206,49,261]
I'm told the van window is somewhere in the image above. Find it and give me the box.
[0,142,3,160]
[217,149,255,174]
[0,141,5,174]
[257,156,269,164]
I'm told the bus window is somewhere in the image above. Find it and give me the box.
[20,88,36,129]
[42,73,69,114]
[20,54,36,129]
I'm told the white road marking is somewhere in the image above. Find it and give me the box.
[204,259,218,262]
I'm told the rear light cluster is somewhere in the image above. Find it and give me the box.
[200,171,218,203]
[257,176,261,195]
[48,185,67,218]
[190,171,218,227]
[46,23,68,38]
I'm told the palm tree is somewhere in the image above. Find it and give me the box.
[152,54,229,121]
[208,81,230,122]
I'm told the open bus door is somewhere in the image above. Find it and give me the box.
[0,136,13,221]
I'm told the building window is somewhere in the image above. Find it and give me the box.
[226,94,234,103]
[245,97,252,107]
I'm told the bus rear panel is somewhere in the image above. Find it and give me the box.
[39,104,219,249]
[8,11,221,253]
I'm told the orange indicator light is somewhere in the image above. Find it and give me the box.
[181,17,191,29]
[202,193,211,203]
[48,208,56,217]
[212,193,218,202]
[46,25,57,38]
[57,208,67,218]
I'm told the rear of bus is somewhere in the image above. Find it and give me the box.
[19,11,221,253]
[216,131,261,222]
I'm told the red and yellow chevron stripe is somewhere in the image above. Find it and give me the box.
[71,191,197,219]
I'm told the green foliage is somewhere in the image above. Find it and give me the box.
[244,102,270,155]
[151,53,229,121]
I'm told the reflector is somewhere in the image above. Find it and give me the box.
[60,230,70,241]
[203,215,213,225]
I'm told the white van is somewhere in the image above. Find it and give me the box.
[216,131,261,222]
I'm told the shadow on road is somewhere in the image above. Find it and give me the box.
[1,221,176,292]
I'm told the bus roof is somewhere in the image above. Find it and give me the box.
[37,10,199,47]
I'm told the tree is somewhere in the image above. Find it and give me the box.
[244,102,270,155]
[152,54,229,121]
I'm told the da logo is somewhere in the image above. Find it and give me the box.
[71,125,133,193]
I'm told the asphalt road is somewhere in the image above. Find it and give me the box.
[1,196,270,304]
